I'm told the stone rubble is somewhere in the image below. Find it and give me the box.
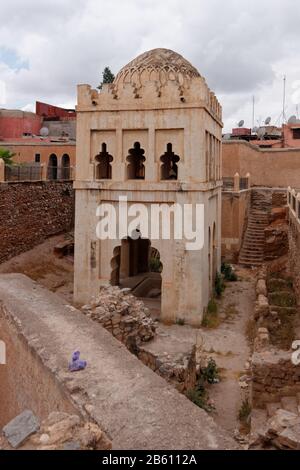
[1,411,111,450]
[82,285,156,351]
[250,409,300,450]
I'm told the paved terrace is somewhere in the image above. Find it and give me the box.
[0,274,237,450]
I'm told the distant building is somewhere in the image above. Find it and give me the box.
[224,121,300,149]
[0,102,76,179]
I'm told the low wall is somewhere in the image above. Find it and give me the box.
[0,274,237,450]
[223,141,300,188]
[252,350,300,407]
[0,181,74,263]
[0,304,79,428]
[288,210,300,303]
[221,189,250,261]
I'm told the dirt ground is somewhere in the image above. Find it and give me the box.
[0,237,256,436]
[144,266,256,434]
[0,234,74,304]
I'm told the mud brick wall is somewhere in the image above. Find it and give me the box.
[252,350,300,407]
[271,191,287,208]
[0,181,74,263]
[288,213,300,304]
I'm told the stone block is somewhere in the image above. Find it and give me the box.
[3,410,40,448]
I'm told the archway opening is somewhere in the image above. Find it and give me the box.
[160,143,179,180]
[126,142,145,179]
[110,235,162,319]
[95,143,113,179]
[61,154,70,180]
[48,154,58,180]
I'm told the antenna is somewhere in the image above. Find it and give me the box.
[265,116,271,125]
[238,119,245,128]
[252,96,255,129]
[282,75,287,124]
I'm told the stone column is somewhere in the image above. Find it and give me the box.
[246,172,251,189]
[0,159,5,182]
[233,172,240,192]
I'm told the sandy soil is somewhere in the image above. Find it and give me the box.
[0,234,74,304]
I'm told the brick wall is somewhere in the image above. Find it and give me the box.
[0,181,74,263]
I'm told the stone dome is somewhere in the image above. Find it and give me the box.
[114,48,200,90]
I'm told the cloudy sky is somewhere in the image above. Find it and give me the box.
[0,0,300,131]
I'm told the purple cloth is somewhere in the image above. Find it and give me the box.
[68,350,87,372]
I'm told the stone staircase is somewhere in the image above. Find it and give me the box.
[239,190,272,267]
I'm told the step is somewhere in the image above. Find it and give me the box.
[281,396,299,415]
[266,402,281,418]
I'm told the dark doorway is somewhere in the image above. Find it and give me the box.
[48,154,58,180]
[61,154,70,179]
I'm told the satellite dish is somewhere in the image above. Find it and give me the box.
[288,115,297,124]
[265,116,271,125]
[238,120,245,128]
[252,126,258,133]
[257,127,266,139]
[223,133,231,140]
[40,127,49,137]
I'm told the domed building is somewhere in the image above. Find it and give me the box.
[74,48,222,326]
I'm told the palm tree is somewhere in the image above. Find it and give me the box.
[0,148,15,166]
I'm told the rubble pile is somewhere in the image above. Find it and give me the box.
[1,411,111,450]
[82,286,156,350]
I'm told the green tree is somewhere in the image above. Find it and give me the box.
[0,148,15,166]
[98,66,115,90]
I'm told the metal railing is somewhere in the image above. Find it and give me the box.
[287,187,300,223]
[47,165,74,181]
[5,164,42,182]
[222,174,250,192]
[4,164,74,182]
[222,177,234,190]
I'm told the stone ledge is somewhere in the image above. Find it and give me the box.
[0,273,237,450]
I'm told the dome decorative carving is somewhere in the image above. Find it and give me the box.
[113,48,200,93]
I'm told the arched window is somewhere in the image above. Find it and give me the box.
[61,154,70,180]
[160,143,180,180]
[95,143,113,179]
[48,154,58,180]
[126,142,145,179]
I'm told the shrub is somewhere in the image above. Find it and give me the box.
[238,398,251,423]
[201,358,219,384]
[215,272,225,297]
[149,257,162,273]
[202,299,220,328]
[221,262,238,282]
[186,383,215,412]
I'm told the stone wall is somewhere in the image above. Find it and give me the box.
[221,189,250,262]
[0,181,74,263]
[223,140,300,188]
[251,267,300,408]
[252,350,300,407]
[288,211,300,304]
